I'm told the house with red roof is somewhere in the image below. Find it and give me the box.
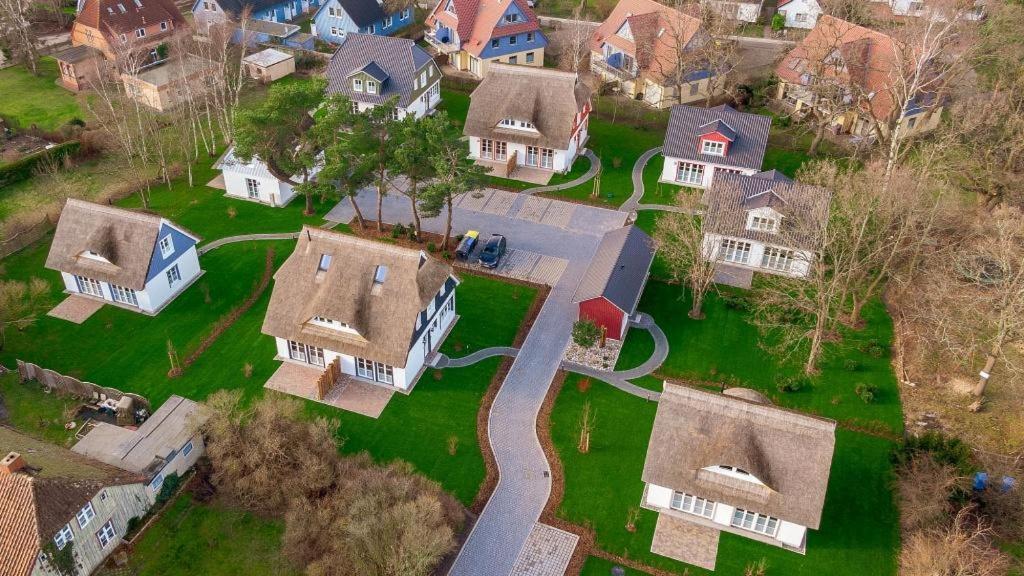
[423,0,546,78]
[590,0,723,108]
[774,15,943,139]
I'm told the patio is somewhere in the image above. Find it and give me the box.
[474,159,554,185]
[47,295,105,324]
[264,361,394,418]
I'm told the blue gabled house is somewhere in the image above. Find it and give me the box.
[192,0,322,35]
[424,0,546,78]
[312,0,413,44]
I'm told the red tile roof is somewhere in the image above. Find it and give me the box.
[590,0,704,84]
[76,0,185,37]
[425,0,542,57]
[0,473,37,576]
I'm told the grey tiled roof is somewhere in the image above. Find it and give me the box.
[325,33,433,108]
[572,225,654,313]
[337,0,386,27]
[702,172,831,251]
[663,105,771,171]
[751,169,792,182]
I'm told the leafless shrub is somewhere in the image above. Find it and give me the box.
[897,454,960,532]
[900,508,1011,576]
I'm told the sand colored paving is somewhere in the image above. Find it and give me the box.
[509,523,579,576]
[650,513,721,570]
[47,295,105,324]
[264,362,394,418]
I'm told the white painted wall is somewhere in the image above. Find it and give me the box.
[467,136,578,173]
[223,166,296,207]
[645,484,673,508]
[702,232,814,278]
[660,155,759,188]
[701,0,761,22]
[144,433,206,501]
[777,0,821,28]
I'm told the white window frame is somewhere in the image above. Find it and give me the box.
[526,31,534,42]
[540,148,554,169]
[675,161,705,185]
[366,80,377,94]
[401,8,410,18]
[245,177,260,199]
[356,357,374,379]
[54,524,74,550]
[504,12,518,22]
[731,509,780,536]
[159,234,173,257]
[160,20,168,31]
[96,520,116,549]
[670,491,715,519]
[110,284,139,307]
[720,239,752,264]
[76,275,104,298]
[749,215,777,232]
[166,264,182,287]
[136,27,146,38]
[480,138,493,159]
[384,15,393,27]
[509,34,517,45]
[761,247,794,271]
[508,55,517,64]
[701,139,725,156]
[353,77,363,92]
[76,502,96,529]
[525,51,534,63]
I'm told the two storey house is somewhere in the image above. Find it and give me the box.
[424,0,546,78]
[191,0,321,35]
[312,0,413,44]
[660,104,771,189]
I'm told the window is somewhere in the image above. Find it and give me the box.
[494,140,507,161]
[351,100,360,113]
[907,116,917,129]
[670,492,715,518]
[76,502,96,529]
[330,26,340,36]
[480,138,493,159]
[509,35,517,45]
[166,264,182,287]
[136,27,146,38]
[749,216,777,232]
[110,284,139,307]
[795,12,807,22]
[526,145,538,166]
[525,51,534,63]
[720,239,752,264]
[356,358,395,384]
[367,80,377,94]
[689,82,700,96]
[384,15,393,27]
[401,8,410,18]
[375,362,393,384]
[674,161,705,185]
[328,6,338,16]
[504,12,519,22]
[150,472,164,491]
[160,20,168,30]
[159,234,173,257]
[491,39,499,48]
[761,247,794,271]
[731,509,779,536]
[540,148,553,169]
[701,140,725,156]
[53,524,74,550]
[373,264,388,285]
[420,70,427,86]
[288,341,325,367]
[508,55,517,64]
[244,177,260,199]
[353,77,363,91]
[356,357,374,379]
[182,440,194,457]
[526,32,534,42]
[76,276,104,298]
[96,520,116,549]
[120,33,127,43]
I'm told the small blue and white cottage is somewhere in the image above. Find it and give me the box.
[45,199,203,316]
[312,0,413,44]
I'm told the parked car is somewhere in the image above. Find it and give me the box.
[479,234,507,269]
[455,230,479,260]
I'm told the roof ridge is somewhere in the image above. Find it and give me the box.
[662,381,837,431]
[302,226,424,259]
[65,198,163,225]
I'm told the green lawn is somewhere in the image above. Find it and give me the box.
[110,494,298,576]
[0,58,84,131]
[552,374,900,576]
[618,282,904,434]
[0,373,79,446]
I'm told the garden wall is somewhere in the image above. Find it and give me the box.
[16,360,151,419]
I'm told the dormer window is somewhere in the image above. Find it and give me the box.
[310,316,358,334]
[366,80,377,94]
[159,235,174,257]
[373,265,388,284]
[117,3,126,12]
[160,20,168,30]
[705,464,766,486]
[353,78,363,92]
[497,118,535,131]
[136,27,146,38]
[701,140,725,156]
[749,215,777,232]
[491,38,499,48]
[444,0,455,14]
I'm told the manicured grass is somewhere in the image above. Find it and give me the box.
[619,282,904,434]
[113,493,298,576]
[0,58,84,131]
[552,374,900,576]
[638,153,690,206]
[0,373,79,446]
[581,557,650,576]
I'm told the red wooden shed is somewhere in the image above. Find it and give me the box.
[572,225,655,341]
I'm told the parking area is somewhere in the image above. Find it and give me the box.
[467,248,568,286]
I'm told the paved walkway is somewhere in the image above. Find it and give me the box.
[622,147,696,216]
[433,347,519,369]
[518,150,600,196]
[509,523,579,576]
[197,232,299,255]
[47,295,105,324]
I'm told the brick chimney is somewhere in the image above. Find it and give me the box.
[0,452,26,474]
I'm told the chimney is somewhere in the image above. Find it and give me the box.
[1,452,26,474]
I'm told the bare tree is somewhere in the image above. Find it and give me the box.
[0,278,50,350]
[0,0,40,74]
[654,193,718,319]
[900,507,1011,576]
[558,0,591,73]
[648,1,738,108]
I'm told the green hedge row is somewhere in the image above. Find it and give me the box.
[0,140,80,187]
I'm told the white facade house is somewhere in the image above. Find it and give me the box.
[45,199,203,316]
[464,64,591,179]
[262,227,459,392]
[641,383,836,569]
[776,0,821,28]
[701,0,763,22]
[215,146,322,207]
[660,104,772,189]
[869,0,986,20]
[701,170,831,281]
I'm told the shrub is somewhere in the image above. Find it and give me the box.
[843,359,861,372]
[572,320,602,348]
[391,223,405,238]
[855,383,878,403]
[775,374,807,393]
[0,141,80,187]
[771,12,785,31]
[156,473,181,505]
[861,339,886,358]
[426,242,437,253]
[894,432,975,475]
[719,291,749,311]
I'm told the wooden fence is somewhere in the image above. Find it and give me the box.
[315,357,341,400]
[16,360,151,421]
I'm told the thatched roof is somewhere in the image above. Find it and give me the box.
[262,227,455,367]
[464,64,591,151]
[642,382,836,529]
[44,199,198,291]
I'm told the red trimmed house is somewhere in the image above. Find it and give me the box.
[572,225,655,341]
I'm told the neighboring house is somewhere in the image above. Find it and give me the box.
[641,383,836,569]
[464,63,591,178]
[572,226,655,341]
[324,33,442,119]
[700,0,764,22]
[191,0,321,34]
[701,170,831,280]
[868,0,986,20]
[261,227,460,392]
[243,47,295,82]
[120,55,216,111]
[0,426,151,576]
[775,15,944,139]
[776,0,822,28]
[214,146,320,206]
[590,0,721,108]
[52,45,105,92]
[660,104,772,188]
[72,395,207,501]
[424,0,546,78]
[44,199,203,315]
[70,0,186,67]
[312,0,413,44]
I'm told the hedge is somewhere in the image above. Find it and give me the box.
[0,140,80,187]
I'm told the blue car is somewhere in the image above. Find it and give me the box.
[455,230,479,260]
[479,234,507,269]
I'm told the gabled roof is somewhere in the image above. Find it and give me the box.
[590,0,704,84]
[72,396,206,477]
[776,15,905,121]
[261,227,455,367]
[313,0,392,27]
[0,426,145,576]
[697,119,737,141]
[325,34,433,108]
[199,0,288,18]
[464,64,590,151]
[642,382,836,529]
[702,172,832,250]
[352,61,390,83]
[572,225,655,313]
[751,169,792,182]
[76,0,185,36]
[663,104,771,170]
[425,0,542,57]
[44,199,200,291]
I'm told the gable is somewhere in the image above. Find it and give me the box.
[615,19,632,39]
[145,222,198,283]
[496,1,528,26]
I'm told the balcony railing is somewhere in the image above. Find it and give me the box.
[590,57,635,81]
[424,31,460,55]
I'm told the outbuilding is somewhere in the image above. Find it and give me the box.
[243,48,295,83]
[572,225,655,341]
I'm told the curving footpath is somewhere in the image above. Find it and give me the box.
[197,232,300,255]
[623,146,700,215]
[520,150,601,196]
[432,347,519,369]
